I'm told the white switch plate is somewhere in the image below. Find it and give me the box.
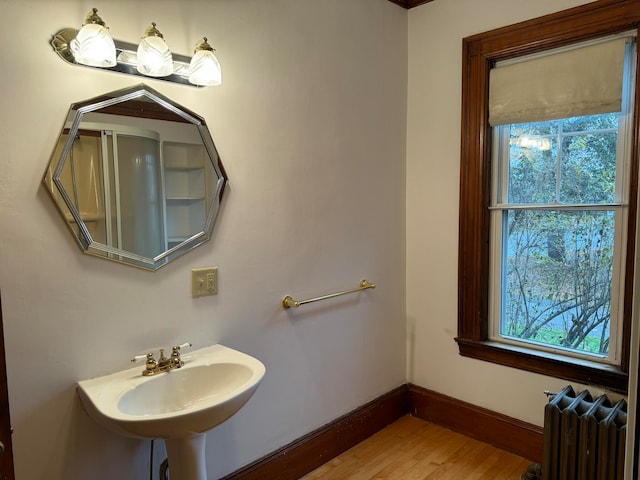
[192,267,218,298]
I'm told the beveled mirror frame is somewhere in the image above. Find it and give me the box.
[43,84,227,270]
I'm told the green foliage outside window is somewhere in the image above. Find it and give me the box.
[499,114,619,356]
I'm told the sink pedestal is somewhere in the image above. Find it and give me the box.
[164,434,207,480]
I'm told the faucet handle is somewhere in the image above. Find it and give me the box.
[170,342,191,367]
[131,353,153,363]
[144,353,157,371]
[171,346,183,366]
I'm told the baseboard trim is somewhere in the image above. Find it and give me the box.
[223,383,543,479]
[221,384,408,480]
[408,384,544,462]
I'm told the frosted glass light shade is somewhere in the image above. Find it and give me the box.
[53,13,222,87]
[136,25,173,77]
[189,50,222,86]
[70,23,117,68]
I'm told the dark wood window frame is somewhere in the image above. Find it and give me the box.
[456,0,640,393]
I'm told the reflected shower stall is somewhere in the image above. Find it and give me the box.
[104,130,165,258]
[46,125,167,259]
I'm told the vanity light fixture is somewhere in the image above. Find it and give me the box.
[51,8,222,87]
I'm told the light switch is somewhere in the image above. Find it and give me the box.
[192,267,218,298]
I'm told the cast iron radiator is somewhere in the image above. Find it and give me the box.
[529,385,627,480]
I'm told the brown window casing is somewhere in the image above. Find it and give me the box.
[456,0,640,393]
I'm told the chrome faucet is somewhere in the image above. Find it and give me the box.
[132,342,192,376]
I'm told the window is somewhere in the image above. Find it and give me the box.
[491,111,632,363]
[456,2,640,392]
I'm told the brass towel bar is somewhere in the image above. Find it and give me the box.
[282,280,375,309]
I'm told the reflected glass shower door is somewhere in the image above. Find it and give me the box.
[106,131,166,259]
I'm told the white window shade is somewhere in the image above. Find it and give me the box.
[489,38,628,126]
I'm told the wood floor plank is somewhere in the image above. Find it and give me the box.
[301,416,532,480]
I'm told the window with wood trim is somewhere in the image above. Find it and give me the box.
[456,0,640,393]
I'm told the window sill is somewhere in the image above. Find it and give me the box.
[455,337,628,393]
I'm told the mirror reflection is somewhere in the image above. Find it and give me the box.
[43,84,227,270]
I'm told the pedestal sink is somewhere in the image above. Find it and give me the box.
[77,344,266,480]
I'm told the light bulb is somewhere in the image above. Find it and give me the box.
[189,37,222,86]
[136,23,173,77]
[70,8,117,68]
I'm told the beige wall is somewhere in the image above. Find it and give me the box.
[406,0,626,428]
[0,1,407,478]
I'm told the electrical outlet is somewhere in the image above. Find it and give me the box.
[192,267,218,298]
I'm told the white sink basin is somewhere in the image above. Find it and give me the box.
[118,363,255,416]
[77,344,265,480]
[78,344,265,439]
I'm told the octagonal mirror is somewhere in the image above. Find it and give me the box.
[43,84,227,270]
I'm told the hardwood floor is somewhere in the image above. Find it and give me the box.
[301,416,533,480]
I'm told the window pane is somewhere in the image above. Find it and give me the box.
[508,123,558,204]
[501,209,614,356]
[507,114,619,206]
[560,130,618,204]
[560,113,618,133]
